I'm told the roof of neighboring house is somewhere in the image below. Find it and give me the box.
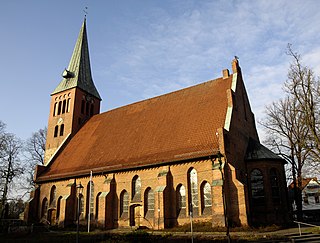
[52,18,101,100]
[245,138,284,161]
[37,74,233,182]
[288,177,319,190]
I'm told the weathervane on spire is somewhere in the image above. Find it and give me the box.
[83,6,88,18]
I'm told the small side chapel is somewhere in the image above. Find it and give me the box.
[25,19,289,229]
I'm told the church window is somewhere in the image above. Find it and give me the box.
[60,124,64,136]
[67,98,71,113]
[200,181,212,214]
[86,102,89,115]
[188,168,198,215]
[57,101,62,115]
[56,196,62,219]
[49,185,57,208]
[81,100,85,114]
[90,104,94,117]
[250,169,265,205]
[41,198,48,219]
[86,181,94,219]
[120,190,129,217]
[270,168,280,204]
[176,184,186,217]
[132,175,141,201]
[62,99,66,114]
[54,125,59,137]
[53,102,58,116]
[79,194,84,216]
[144,187,154,217]
[95,192,101,219]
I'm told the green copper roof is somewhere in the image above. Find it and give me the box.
[245,138,283,161]
[52,19,101,100]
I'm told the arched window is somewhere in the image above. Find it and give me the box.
[86,102,89,115]
[57,101,62,115]
[188,168,198,215]
[54,125,59,138]
[81,100,85,114]
[60,124,64,136]
[62,99,66,114]
[53,102,58,116]
[270,168,280,204]
[90,104,94,117]
[49,185,57,208]
[250,169,265,205]
[67,98,71,113]
[95,192,101,220]
[79,194,84,216]
[120,190,129,217]
[176,184,186,217]
[41,198,48,219]
[144,188,154,217]
[200,181,212,214]
[86,181,94,219]
[132,175,141,201]
[56,196,62,219]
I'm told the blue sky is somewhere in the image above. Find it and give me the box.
[1,0,320,142]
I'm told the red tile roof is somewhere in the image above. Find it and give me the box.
[37,75,233,182]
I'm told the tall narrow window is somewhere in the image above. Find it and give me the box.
[41,198,48,219]
[200,181,212,214]
[54,125,59,137]
[53,102,58,116]
[132,175,141,201]
[90,104,94,117]
[144,188,154,217]
[60,124,64,136]
[57,101,62,115]
[86,102,89,115]
[81,100,85,114]
[62,99,66,114]
[67,98,71,113]
[79,194,84,216]
[120,190,129,217]
[176,184,186,217]
[50,185,57,208]
[251,169,265,205]
[95,192,101,219]
[188,168,198,215]
[86,181,94,219]
[270,168,280,204]
[56,196,62,219]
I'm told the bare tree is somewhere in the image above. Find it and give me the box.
[261,95,309,220]
[23,127,47,192]
[0,131,23,219]
[285,44,320,162]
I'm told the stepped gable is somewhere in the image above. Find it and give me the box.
[37,75,233,181]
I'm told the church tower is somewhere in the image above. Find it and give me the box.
[44,19,101,165]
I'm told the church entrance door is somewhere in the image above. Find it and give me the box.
[130,204,142,227]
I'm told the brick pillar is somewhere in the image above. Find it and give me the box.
[211,169,225,226]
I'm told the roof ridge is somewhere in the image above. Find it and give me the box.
[102,76,230,115]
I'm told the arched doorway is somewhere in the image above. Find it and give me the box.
[130,204,142,227]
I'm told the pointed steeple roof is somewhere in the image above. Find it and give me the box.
[52,18,101,100]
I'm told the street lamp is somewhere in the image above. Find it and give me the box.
[76,182,84,243]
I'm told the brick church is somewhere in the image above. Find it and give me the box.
[25,19,289,229]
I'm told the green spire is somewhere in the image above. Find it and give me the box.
[52,18,101,100]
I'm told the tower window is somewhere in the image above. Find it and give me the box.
[53,102,58,116]
[62,100,66,114]
[67,98,71,113]
[57,101,62,115]
[54,125,59,137]
[60,124,64,136]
